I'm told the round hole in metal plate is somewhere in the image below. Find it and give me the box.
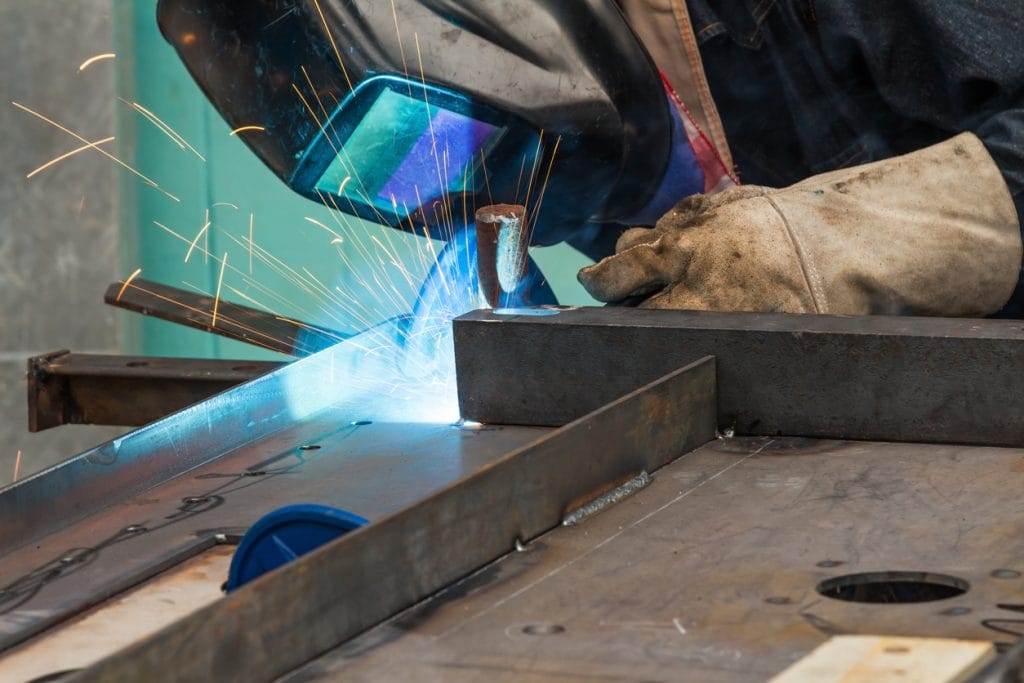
[521,623,565,636]
[817,571,968,604]
[125,361,148,367]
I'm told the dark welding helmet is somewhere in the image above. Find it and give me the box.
[157,1,699,245]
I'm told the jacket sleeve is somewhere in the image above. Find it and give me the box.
[815,1,1024,226]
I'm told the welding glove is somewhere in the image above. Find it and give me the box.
[578,133,1022,316]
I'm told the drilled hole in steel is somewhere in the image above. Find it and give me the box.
[991,569,1021,579]
[521,623,565,636]
[299,444,321,451]
[940,606,972,616]
[817,572,968,604]
[816,560,844,568]
[125,361,148,367]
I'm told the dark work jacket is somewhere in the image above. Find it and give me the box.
[688,0,1024,314]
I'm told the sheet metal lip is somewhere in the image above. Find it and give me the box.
[458,307,1024,340]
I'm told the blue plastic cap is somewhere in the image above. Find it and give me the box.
[225,503,368,592]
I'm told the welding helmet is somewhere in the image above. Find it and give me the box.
[157,0,717,245]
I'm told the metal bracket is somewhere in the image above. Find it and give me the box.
[27,351,282,431]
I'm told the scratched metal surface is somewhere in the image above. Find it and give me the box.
[282,437,1024,682]
[0,415,547,652]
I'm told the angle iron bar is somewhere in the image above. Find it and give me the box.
[27,351,283,431]
[3,335,402,555]
[104,278,347,357]
[68,356,717,683]
[454,307,1024,446]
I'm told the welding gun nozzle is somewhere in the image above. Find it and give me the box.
[475,204,529,309]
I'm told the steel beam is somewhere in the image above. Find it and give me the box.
[67,357,716,683]
[104,278,346,356]
[27,351,282,431]
[454,307,1024,446]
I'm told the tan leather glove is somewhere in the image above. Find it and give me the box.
[578,133,1022,316]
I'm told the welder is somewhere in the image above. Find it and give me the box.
[579,1,1024,317]
[158,1,1024,319]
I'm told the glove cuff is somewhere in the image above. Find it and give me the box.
[773,133,1022,316]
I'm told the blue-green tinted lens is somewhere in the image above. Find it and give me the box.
[314,88,504,216]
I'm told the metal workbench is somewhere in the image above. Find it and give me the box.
[3,307,1024,682]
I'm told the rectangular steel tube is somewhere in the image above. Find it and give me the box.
[28,351,283,431]
[454,307,1024,446]
[68,357,717,683]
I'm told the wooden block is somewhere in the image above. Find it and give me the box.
[770,635,996,683]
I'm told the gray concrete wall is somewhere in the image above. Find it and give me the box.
[1,1,127,483]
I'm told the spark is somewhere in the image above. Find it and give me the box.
[389,0,414,97]
[78,53,115,72]
[12,450,22,483]
[414,32,455,234]
[26,136,115,178]
[300,66,336,135]
[12,101,180,202]
[304,216,344,242]
[184,219,211,263]
[526,135,562,246]
[212,252,228,328]
[521,131,546,217]
[127,100,206,161]
[115,268,143,302]
[249,213,255,274]
[264,6,299,30]
[312,0,353,91]
[229,125,266,136]
[479,149,494,206]
[225,285,274,313]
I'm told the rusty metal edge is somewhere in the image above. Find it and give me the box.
[27,351,283,431]
[27,350,71,432]
[68,356,717,683]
